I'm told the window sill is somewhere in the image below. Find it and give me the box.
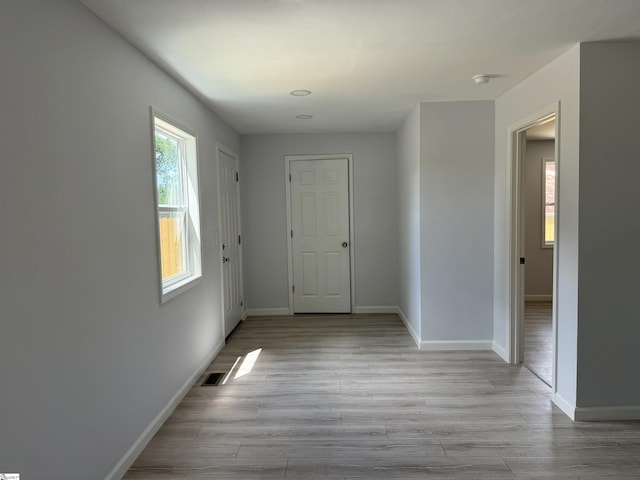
[161,274,202,304]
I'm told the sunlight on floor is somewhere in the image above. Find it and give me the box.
[235,348,262,379]
[221,348,262,384]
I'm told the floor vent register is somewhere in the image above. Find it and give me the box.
[201,372,224,386]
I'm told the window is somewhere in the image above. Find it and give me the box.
[543,158,555,247]
[152,110,202,302]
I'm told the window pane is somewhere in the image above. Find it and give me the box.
[159,211,187,280]
[544,160,555,245]
[153,112,201,301]
[545,205,555,244]
[545,161,555,204]
[155,132,184,205]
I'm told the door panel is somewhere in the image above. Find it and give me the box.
[218,148,243,336]
[325,252,342,295]
[301,193,317,236]
[325,193,340,235]
[302,253,318,296]
[290,158,351,313]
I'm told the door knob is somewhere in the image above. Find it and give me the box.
[342,242,348,248]
[222,257,230,263]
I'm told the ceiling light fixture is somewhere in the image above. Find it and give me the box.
[472,74,491,85]
[296,114,313,119]
[290,89,312,96]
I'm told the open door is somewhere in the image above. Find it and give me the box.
[509,105,559,391]
[521,128,555,385]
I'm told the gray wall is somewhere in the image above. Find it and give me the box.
[239,133,398,311]
[577,42,640,408]
[0,1,238,477]
[396,105,422,338]
[525,140,554,296]
[420,102,495,342]
[495,45,581,408]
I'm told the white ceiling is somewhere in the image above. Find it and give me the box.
[526,118,556,140]
[79,0,640,134]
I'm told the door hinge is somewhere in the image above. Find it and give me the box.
[291,230,293,238]
[520,257,526,265]
[292,285,295,293]
[238,235,241,245]
[240,298,244,307]
[289,173,292,182]
[235,172,239,182]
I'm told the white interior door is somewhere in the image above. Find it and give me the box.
[218,146,243,336]
[290,158,351,313]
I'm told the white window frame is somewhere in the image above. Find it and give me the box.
[542,157,555,248]
[151,108,202,303]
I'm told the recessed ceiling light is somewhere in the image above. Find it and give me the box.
[472,74,491,85]
[296,114,313,119]
[290,89,312,96]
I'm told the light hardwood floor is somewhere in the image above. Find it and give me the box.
[524,302,553,386]
[125,314,640,479]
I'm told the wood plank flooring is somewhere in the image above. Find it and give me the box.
[524,302,553,385]
[124,314,640,479]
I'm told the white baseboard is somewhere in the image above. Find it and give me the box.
[353,306,398,314]
[247,307,398,316]
[419,340,493,351]
[397,307,421,348]
[245,308,290,317]
[492,342,509,362]
[525,294,552,302]
[549,395,640,422]
[395,308,492,352]
[105,339,226,480]
[552,392,576,420]
[574,404,640,422]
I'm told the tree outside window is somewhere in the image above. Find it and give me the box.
[152,110,202,302]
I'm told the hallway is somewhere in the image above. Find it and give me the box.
[125,314,640,479]
[524,302,553,385]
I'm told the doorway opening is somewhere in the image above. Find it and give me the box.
[509,105,559,390]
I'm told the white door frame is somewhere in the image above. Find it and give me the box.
[217,143,245,337]
[507,102,560,393]
[284,154,355,314]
